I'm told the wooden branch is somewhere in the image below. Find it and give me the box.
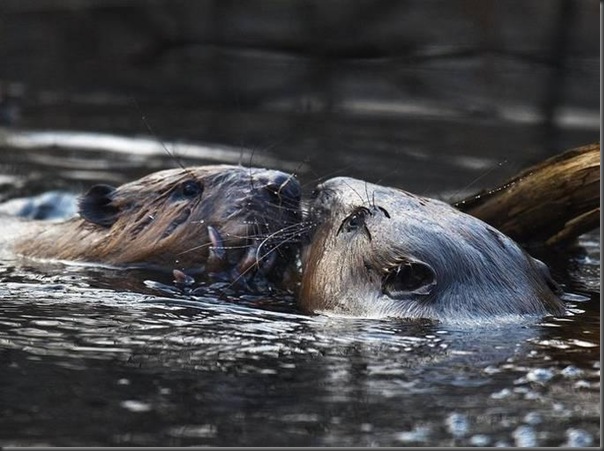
[454,142,600,247]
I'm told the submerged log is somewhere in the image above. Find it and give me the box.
[455,142,600,248]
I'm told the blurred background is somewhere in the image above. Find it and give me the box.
[0,0,600,195]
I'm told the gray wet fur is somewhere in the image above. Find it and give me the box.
[300,177,565,322]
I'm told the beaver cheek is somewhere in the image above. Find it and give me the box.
[298,228,336,312]
[323,243,376,315]
[160,208,192,239]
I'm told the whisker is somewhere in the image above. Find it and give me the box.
[255,221,312,250]
[224,222,314,289]
[176,241,250,256]
[341,178,369,207]
[447,159,509,202]
[176,220,310,258]
[130,96,199,182]
[364,180,370,206]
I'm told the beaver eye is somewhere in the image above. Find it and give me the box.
[382,261,436,298]
[346,212,364,230]
[180,180,203,198]
[338,206,371,236]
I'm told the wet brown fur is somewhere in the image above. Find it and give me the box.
[13,165,302,275]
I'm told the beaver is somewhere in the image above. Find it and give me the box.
[299,177,565,322]
[10,165,302,288]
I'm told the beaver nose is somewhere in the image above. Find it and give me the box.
[264,173,301,205]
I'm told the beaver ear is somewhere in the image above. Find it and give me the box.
[382,259,437,299]
[78,184,119,227]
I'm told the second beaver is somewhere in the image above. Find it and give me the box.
[10,165,302,288]
[299,177,565,322]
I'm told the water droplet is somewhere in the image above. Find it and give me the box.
[526,367,554,383]
[565,428,593,447]
[120,400,152,413]
[394,425,431,443]
[561,365,584,378]
[523,411,543,425]
[360,423,373,432]
[512,425,537,447]
[573,380,591,389]
[483,365,500,375]
[490,388,512,399]
[469,434,490,446]
[446,413,469,438]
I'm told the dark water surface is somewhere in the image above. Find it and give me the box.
[0,128,599,447]
[0,0,600,446]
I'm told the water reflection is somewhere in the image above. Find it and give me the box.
[0,246,599,446]
[0,130,599,447]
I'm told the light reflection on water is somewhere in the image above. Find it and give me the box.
[0,245,599,447]
[0,134,599,446]
[0,278,599,445]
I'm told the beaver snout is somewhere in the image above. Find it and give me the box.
[260,173,301,210]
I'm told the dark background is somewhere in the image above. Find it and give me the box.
[0,0,600,192]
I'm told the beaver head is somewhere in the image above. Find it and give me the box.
[299,177,565,322]
[17,165,302,287]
